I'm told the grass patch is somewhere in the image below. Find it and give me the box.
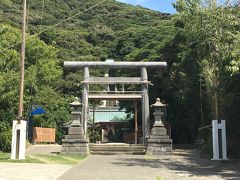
[0,152,85,165]
[156,176,163,180]
[0,152,43,163]
[29,154,85,165]
[145,155,155,160]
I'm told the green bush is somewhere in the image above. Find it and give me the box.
[87,125,102,143]
[0,127,12,152]
[200,130,212,158]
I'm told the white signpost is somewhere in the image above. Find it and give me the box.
[11,120,27,159]
[212,120,228,160]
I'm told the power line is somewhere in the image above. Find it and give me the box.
[31,0,109,38]
[40,0,45,26]
[26,0,30,33]
[0,0,109,54]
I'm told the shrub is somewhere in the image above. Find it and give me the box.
[0,127,12,152]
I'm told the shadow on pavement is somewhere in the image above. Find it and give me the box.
[112,149,240,180]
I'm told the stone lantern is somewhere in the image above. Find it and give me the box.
[151,98,166,127]
[61,97,88,155]
[69,97,82,127]
[146,98,172,156]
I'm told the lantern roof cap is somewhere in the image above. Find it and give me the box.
[151,98,166,107]
[69,97,82,107]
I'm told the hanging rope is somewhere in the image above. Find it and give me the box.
[198,125,212,131]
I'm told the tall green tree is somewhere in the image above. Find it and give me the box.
[174,0,240,120]
[173,0,240,155]
[0,24,69,148]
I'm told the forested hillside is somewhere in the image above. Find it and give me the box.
[0,0,240,157]
[0,0,177,150]
[0,0,173,62]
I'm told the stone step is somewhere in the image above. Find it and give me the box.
[90,149,145,153]
[89,143,146,155]
[89,146,145,148]
[90,147,145,150]
[90,151,146,155]
[89,143,144,147]
[89,148,146,151]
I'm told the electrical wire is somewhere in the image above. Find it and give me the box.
[31,0,109,38]
[0,0,109,55]
[41,0,45,26]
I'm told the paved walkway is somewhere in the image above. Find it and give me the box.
[26,144,61,155]
[0,145,68,180]
[0,163,72,180]
[58,150,240,180]
[1,146,239,180]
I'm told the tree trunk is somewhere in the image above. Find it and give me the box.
[214,92,219,120]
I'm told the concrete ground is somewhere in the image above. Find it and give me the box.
[59,150,240,180]
[1,145,240,180]
[0,145,70,180]
[26,144,62,155]
[0,163,72,180]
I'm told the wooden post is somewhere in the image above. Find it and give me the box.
[215,92,220,120]
[134,101,138,144]
[18,0,27,118]
[11,0,27,160]
[93,102,96,143]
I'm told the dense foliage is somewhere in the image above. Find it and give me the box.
[0,0,240,157]
[172,0,240,156]
[0,24,71,147]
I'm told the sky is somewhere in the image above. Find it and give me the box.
[116,0,177,14]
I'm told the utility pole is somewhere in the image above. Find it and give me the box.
[18,0,27,119]
[11,0,27,160]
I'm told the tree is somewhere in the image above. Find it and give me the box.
[174,0,240,120]
[173,0,240,155]
[0,24,68,149]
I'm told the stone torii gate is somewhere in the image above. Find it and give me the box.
[64,60,167,144]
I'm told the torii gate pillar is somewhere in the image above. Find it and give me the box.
[141,67,150,144]
[82,66,89,135]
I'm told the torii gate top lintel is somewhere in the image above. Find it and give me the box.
[64,61,167,69]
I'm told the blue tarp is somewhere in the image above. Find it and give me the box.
[30,107,46,115]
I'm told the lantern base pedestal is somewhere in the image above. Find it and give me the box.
[61,125,88,155]
[146,123,172,156]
